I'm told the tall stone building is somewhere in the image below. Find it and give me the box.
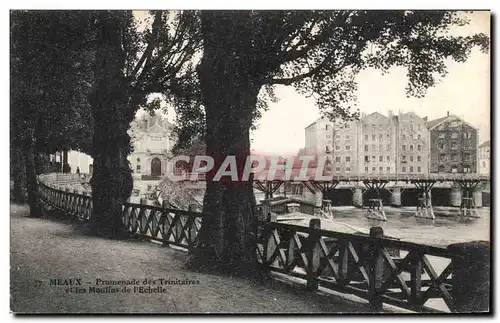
[128,112,176,177]
[478,140,490,175]
[304,117,334,163]
[427,112,478,173]
[331,119,361,175]
[395,112,430,174]
[360,112,398,174]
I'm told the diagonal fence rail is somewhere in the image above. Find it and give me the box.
[36,174,490,314]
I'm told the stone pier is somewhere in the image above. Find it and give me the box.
[353,187,363,208]
[450,187,462,207]
[390,187,401,207]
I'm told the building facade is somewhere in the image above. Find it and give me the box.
[304,117,334,163]
[478,140,490,175]
[395,112,430,174]
[331,119,361,175]
[427,113,478,173]
[128,112,176,177]
[360,112,398,174]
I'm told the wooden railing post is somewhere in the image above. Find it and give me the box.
[338,239,349,285]
[369,226,384,311]
[410,253,422,305]
[263,213,278,271]
[306,218,321,291]
[447,241,490,313]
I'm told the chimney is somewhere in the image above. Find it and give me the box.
[423,116,428,122]
[447,111,450,116]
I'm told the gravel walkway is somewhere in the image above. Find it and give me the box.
[10,204,376,314]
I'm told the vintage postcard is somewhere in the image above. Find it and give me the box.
[10,9,491,314]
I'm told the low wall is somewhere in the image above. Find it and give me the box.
[38,173,91,195]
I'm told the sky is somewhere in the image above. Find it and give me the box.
[137,11,491,156]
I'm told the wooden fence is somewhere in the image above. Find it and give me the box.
[37,175,490,314]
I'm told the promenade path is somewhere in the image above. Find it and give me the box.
[10,204,378,314]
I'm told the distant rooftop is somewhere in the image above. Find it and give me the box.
[479,140,490,148]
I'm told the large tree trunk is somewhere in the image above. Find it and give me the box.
[88,12,133,238]
[12,144,26,204]
[193,12,263,272]
[23,128,42,217]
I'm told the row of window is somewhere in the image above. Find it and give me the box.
[361,166,423,173]
[438,132,472,139]
[401,144,422,151]
[437,165,472,173]
[439,153,472,162]
[326,145,351,153]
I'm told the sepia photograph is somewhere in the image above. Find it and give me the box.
[9,7,491,315]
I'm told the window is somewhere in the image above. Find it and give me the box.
[365,135,368,140]
[410,134,413,140]
[439,154,446,161]
[372,167,376,172]
[136,165,141,171]
[451,143,458,150]
[346,157,351,162]
[379,156,383,162]
[372,144,376,150]
[326,135,331,139]
[372,156,376,160]
[326,146,331,153]
[438,165,445,172]
[464,153,471,162]
[417,156,421,162]
[451,166,458,173]
[372,135,376,140]
[325,125,329,130]
[365,156,370,162]
[365,167,369,172]
[335,135,341,139]
[346,167,351,172]
[137,158,140,162]
[387,156,390,161]
[387,167,390,171]
[464,167,471,173]
[438,133,446,139]
[451,132,458,139]
[336,167,341,172]
[336,146,341,150]
[402,145,406,151]
[410,145,413,151]
[402,134,406,140]
[386,134,390,139]
[451,154,458,162]
[417,145,422,151]
[410,166,414,172]
[482,161,486,167]
[345,145,350,151]
[410,156,414,162]
[364,145,368,151]
[402,155,406,161]
[438,143,446,150]
[387,144,390,150]
[379,134,383,140]
[402,167,406,172]
[418,134,421,140]
[379,167,383,172]
[335,157,341,162]
[417,166,421,172]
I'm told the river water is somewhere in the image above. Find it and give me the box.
[329,206,490,247]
